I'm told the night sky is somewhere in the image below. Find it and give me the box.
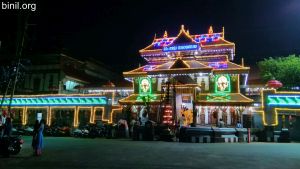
[1,0,300,74]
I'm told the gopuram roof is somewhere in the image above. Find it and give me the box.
[140,25,235,63]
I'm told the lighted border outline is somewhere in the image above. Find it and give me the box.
[260,89,300,126]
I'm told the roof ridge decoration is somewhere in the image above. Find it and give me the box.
[163,31,168,38]
[208,26,214,34]
[174,24,196,43]
[139,25,236,61]
[152,33,157,43]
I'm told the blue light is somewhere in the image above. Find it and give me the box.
[0,96,107,106]
[163,44,199,52]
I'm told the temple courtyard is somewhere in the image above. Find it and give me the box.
[1,136,300,169]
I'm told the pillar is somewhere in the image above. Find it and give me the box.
[227,107,231,125]
[205,106,208,124]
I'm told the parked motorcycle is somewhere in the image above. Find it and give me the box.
[0,135,24,157]
[44,125,71,137]
[72,124,105,138]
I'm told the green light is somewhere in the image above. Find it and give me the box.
[206,93,231,101]
[268,95,300,106]
[139,77,152,95]
[137,94,157,102]
[286,97,296,104]
[267,97,277,104]
[276,97,286,104]
[0,96,107,106]
[214,74,231,93]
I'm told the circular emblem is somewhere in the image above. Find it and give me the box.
[217,75,228,91]
[140,79,150,93]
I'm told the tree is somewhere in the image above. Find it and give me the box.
[0,59,30,110]
[258,55,300,89]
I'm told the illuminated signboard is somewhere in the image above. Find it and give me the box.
[215,75,231,93]
[163,44,199,52]
[139,77,152,95]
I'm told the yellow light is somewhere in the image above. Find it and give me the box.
[24,107,28,125]
[10,107,25,123]
[259,89,300,126]
[139,25,235,53]
[26,106,50,126]
[109,108,123,124]
[208,26,214,34]
[76,106,93,125]
[90,107,94,123]
[93,107,106,122]
[46,107,50,126]
[47,106,77,127]
[112,92,116,105]
[274,108,300,126]
[10,107,26,125]
[48,107,52,126]
[237,75,240,92]
[75,107,78,127]
[256,110,267,126]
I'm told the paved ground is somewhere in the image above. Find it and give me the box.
[1,136,300,169]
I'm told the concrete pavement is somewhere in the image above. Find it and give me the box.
[1,136,300,169]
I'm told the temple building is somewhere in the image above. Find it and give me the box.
[120,25,253,127]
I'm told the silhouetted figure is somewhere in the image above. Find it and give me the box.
[219,118,225,128]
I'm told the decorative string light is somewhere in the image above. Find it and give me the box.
[260,89,300,126]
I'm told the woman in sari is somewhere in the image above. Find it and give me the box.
[35,119,45,156]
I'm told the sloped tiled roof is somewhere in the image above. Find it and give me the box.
[123,60,212,78]
[123,60,249,78]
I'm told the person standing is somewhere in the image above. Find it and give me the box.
[35,119,45,156]
[0,110,5,138]
[218,118,225,128]
[179,114,186,128]
[236,121,243,128]
[3,116,12,137]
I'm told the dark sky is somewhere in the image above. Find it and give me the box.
[1,0,300,73]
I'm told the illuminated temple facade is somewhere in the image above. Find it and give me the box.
[120,25,253,126]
